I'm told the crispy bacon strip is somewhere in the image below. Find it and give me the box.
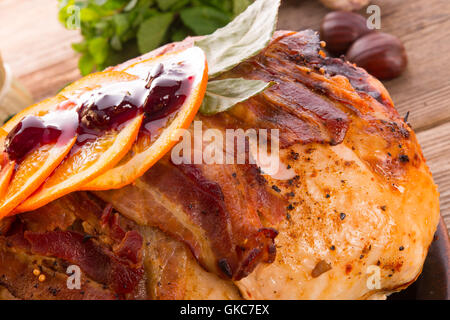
[0,238,117,300]
[96,154,284,280]
[0,192,145,299]
[25,230,143,295]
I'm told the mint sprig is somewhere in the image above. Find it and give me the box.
[58,0,253,75]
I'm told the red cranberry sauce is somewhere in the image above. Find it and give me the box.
[4,62,194,162]
[4,110,78,162]
[5,116,61,161]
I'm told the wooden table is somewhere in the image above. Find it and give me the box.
[1,0,449,232]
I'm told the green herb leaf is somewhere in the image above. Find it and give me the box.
[71,41,87,53]
[200,78,274,115]
[79,53,95,76]
[171,27,190,42]
[124,0,139,12]
[233,0,253,15]
[88,37,109,66]
[137,13,174,53]
[180,7,231,35]
[196,0,280,77]
[170,0,191,11]
[110,35,122,51]
[58,0,252,75]
[113,14,130,37]
[80,7,100,22]
[156,0,179,11]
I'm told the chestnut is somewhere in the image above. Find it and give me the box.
[346,32,407,80]
[320,11,371,55]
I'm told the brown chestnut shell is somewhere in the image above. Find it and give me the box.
[320,11,371,55]
[346,32,408,80]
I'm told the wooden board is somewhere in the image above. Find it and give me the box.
[0,0,449,233]
[0,0,81,102]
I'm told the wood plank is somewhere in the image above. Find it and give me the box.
[0,0,81,101]
[417,122,450,233]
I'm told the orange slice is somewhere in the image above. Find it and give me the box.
[0,71,141,216]
[17,114,144,213]
[2,95,67,133]
[60,71,139,97]
[2,71,138,134]
[0,132,14,198]
[0,100,80,218]
[0,135,77,219]
[0,160,14,198]
[82,46,208,190]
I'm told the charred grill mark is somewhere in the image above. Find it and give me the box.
[274,30,389,106]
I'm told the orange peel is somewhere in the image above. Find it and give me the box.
[83,47,208,190]
[17,115,144,213]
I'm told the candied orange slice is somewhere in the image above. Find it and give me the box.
[17,114,144,213]
[0,71,141,216]
[0,132,13,198]
[0,135,77,219]
[0,95,72,217]
[2,96,67,133]
[2,71,138,134]
[0,160,14,198]
[60,71,138,97]
[0,105,79,218]
[82,47,208,190]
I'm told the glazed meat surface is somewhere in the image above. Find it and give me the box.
[0,192,239,299]
[0,30,439,299]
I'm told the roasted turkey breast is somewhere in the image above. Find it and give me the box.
[0,30,439,300]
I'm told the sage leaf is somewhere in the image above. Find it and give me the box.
[195,0,280,77]
[137,13,174,53]
[200,78,274,115]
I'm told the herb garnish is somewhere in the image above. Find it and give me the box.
[197,0,281,115]
[58,0,253,75]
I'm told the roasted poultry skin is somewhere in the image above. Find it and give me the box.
[0,30,439,300]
